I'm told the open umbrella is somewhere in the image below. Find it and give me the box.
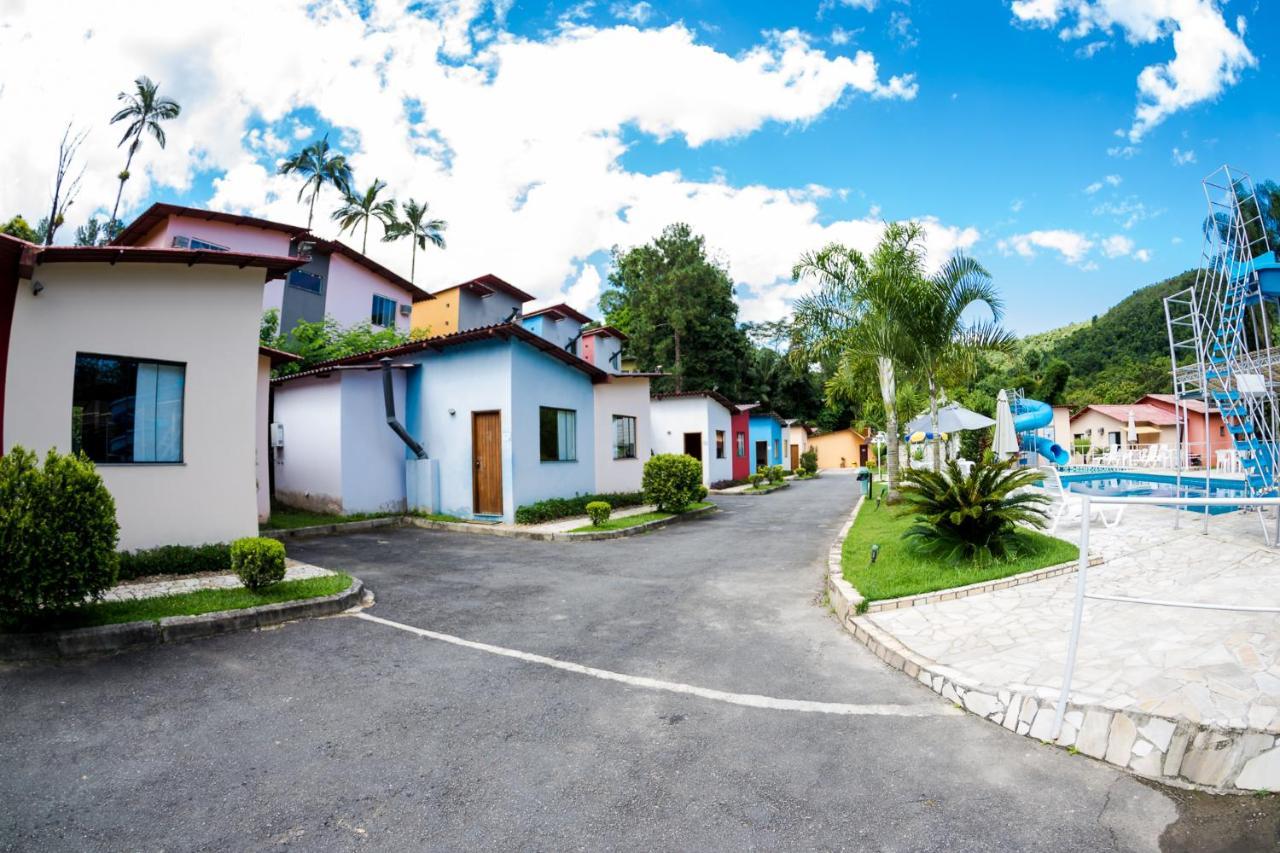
[993,389,1019,459]
[904,402,996,435]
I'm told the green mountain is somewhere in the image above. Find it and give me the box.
[976,269,1197,408]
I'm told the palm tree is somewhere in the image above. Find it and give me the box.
[383,198,447,284]
[332,178,396,253]
[108,76,181,228]
[790,222,926,502]
[278,135,354,230]
[911,255,1017,471]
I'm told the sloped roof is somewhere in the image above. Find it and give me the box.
[523,303,592,324]
[1070,403,1179,426]
[436,274,535,303]
[1138,393,1217,414]
[0,233,303,281]
[271,321,607,384]
[651,389,737,413]
[582,325,628,341]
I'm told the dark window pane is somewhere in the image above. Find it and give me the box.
[72,354,185,464]
[287,269,324,294]
[371,294,396,327]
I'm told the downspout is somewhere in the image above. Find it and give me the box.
[381,357,427,459]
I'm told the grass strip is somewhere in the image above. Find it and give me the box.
[2,573,353,633]
[568,502,713,533]
[842,485,1077,603]
[262,508,395,530]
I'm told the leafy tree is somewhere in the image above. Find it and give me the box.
[600,223,750,395]
[109,76,181,227]
[332,178,397,253]
[383,197,446,284]
[262,312,411,374]
[73,216,122,247]
[0,215,39,242]
[278,134,353,230]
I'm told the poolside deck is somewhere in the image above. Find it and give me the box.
[855,498,1280,791]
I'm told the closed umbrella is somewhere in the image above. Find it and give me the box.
[993,389,1019,459]
[1126,409,1138,446]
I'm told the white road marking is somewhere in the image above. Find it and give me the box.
[354,611,960,718]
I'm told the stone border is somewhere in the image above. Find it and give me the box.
[407,504,717,541]
[262,517,401,540]
[0,577,365,663]
[731,483,791,497]
[823,496,1280,792]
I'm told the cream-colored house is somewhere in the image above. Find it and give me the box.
[808,427,872,469]
[783,419,811,470]
[1,234,301,549]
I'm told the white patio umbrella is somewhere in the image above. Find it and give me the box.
[992,389,1019,459]
[904,402,996,435]
[1127,409,1138,446]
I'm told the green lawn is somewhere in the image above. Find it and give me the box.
[261,507,396,530]
[568,502,713,533]
[2,573,353,633]
[745,481,788,493]
[842,486,1077,604]
[407,510,467,523]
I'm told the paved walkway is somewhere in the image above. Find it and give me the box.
[103,560,332,601]
[3,472,1264,850]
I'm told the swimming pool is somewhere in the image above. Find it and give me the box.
[1057,471,1246,515]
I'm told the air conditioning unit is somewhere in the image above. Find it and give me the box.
[270,423,285,448]
[399,303,412,316]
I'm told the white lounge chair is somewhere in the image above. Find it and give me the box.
[1037,466,1124,534]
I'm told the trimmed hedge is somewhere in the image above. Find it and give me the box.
[232,537,287,591]
[117,543,232,580]
[643,454,706,513]
[585,501,612,526]
[710,477,750,490]
[515,492,646,525]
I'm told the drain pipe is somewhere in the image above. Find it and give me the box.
[381,357,427,459]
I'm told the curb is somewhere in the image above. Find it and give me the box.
[727,483,791,497]
[407,504,718,541]
[261,517,401,540]
[0,577,365,663]
[824,498,1280,793]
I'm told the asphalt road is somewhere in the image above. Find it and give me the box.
[3,472,1276,851]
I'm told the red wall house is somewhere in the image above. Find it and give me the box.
[731,408,750,480]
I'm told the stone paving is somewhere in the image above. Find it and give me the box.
[857,502,1280,790]
[103,560,333,602]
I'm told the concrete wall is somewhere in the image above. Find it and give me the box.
[339,370,410,512]
[521,314,581,351]
[749,415,783,470]
[593,376,650,494]
[326,252,412,334]
[509,339,596,509]
[408,339,514,520]
[809,429,867,469]
[141,214,294,256]
[272,375,344,512]
[256,354,271,523]
[784,424,810,470]
[650,396,732,485]
[458,288,523,331]
[4,263,263,550]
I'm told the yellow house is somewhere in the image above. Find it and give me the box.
[411,274,535,336]
[808,428,872,469]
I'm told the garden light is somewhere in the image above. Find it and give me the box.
[870,544,880,564]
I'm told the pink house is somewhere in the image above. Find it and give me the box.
[113,203,431,336]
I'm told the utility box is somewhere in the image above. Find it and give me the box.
[406,458,440,513]
[269,422,285,448]
[855,467,872,497]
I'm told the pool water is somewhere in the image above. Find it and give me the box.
[1057,471,1246,515]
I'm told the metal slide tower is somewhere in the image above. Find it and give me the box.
[1163,166,1279,533]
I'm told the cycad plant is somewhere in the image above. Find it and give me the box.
[898,455,1050,564]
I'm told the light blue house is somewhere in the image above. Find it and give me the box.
[746,406,785,471]
[519,303,592,351]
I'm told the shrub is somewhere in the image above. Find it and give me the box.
[231,537,287,591]
[643,453,704,513]
[117,543,231,580]
[710,477,749,490]
[0,447,119,621]
[897,456,1051,564]
[586,501,612,526]
[800,448,818,476]
[767,465,785,484]
[515,492,646,525]
[748,472,765,488]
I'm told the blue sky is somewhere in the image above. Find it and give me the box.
[2,0,1275,334]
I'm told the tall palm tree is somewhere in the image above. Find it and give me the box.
[790,222,926,502]
[332,178,396,253]
[910,255,1017,471]
[383,198,447,284]
[108,76,181,228]
[278,135,354,230]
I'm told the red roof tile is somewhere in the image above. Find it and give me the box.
[651,389,737,413]
[523,303,592,324]
[1,233,303,281]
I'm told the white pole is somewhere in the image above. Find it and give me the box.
[1052,495,1091,740]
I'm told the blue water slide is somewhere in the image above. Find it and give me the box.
[1012,397,1070,465]
[1255,252,1280,300]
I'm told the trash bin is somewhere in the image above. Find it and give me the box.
[855,467,872,497]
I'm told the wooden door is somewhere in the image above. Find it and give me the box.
[790,444,800,469]
[472,411,503,515]
[859,443,869,465]
[683,432,703,461]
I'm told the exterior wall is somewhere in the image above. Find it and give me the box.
[783,424,810,470]
[4,263,264,550]
[509,339,596,510]
[459,288,523,331]
[580,332,595,365]
[411,286,460,337]
[407,340,513,520]
[325,252,412,334]
[748,415,783,470]
[593,376,650,494]
[810,429,866,469]
[339,370,410,513]
[1051,406,1072,448]
[587,334,623,372]
[272,375,344,512]
[730,410,750,480]
[139,214,294,256]
[649,397,731,485]
[521,314,582,350]
[704,399,733,484]
[256,354,271,523]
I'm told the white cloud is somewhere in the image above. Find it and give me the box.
[998,230,1094,265]
[888,11,917,48]
[610,2,652,24]
[1133,248,1152,262]
[1100,234,1133,257]
[1107,144,1139,159]
[830,26,853,45]
[1092,196,1156,229]
[1171,146,1196,165]
[563,263,604,309]
[0,0,939,322]
[1011,0,1256,141]
[1084,181,1102,195]
[1105,174,1122,186]
[1010,199,1024,213]
[1083,174,1120,194]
